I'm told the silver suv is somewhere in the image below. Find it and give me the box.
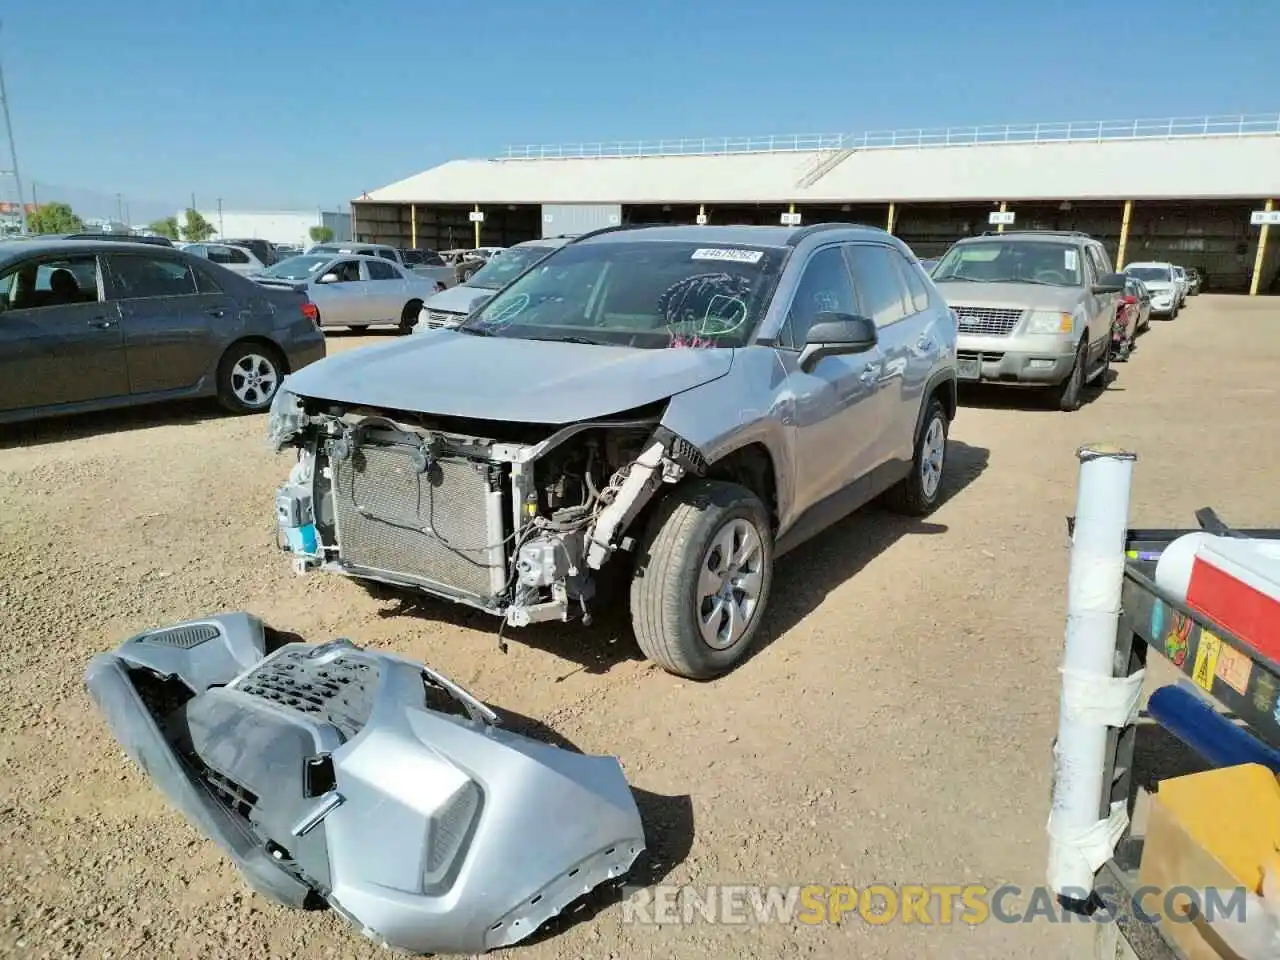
[931,231,1126,411]
[268,224,958,679]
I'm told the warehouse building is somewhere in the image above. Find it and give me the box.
[354,114,1280,294]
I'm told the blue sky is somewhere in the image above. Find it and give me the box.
[2,0,1276,222]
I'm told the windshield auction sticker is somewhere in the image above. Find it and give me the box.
[692,248,764,264]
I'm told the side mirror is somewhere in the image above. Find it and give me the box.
[798,313,878,373]
[318,272,340,284]
[1093,272,1127,294]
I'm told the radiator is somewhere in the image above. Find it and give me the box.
[331,443,508,601]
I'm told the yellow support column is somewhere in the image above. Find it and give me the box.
[886,202,897,234]
[997,200,1008,234]
[473,203,481,249]
[1251,198,1274,297]
[410,203,417,249]
[1116,200,1133,269]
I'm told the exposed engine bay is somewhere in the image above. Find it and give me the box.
[84,612,646,955]
[271,391,707,628]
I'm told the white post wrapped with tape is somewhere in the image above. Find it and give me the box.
[1047,443,1138,899]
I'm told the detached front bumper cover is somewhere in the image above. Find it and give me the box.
[84,613,645,955]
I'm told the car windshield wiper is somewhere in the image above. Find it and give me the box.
[456,325,494,337]
[525,334,607,346]
[933,274,979,282]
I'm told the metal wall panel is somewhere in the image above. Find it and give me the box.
[541,204,620,238]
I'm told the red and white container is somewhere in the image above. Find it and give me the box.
[1155,533,1280,661]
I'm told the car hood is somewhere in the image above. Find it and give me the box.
[423,283,491,314]
[1142,282,1175,293]
[932,281,1084,310]
[284,329,734,424]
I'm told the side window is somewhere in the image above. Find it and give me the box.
[378,249,397,262]
[186,244,207,258]
[891,250,931,315]
[227,247,250,264]
[206,245,233,264]
[331,259,363,283]
[0,254,102,310]
[106,255,199,299]
[783,246,857,348]
[1084,246,1105,283]
[194,266,223,294]
[846,244,910,328]
[366,260,397,280]
[423,252,446,266]
[1092,244,1113,274]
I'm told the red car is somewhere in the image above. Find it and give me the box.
[1110,278,1150,361]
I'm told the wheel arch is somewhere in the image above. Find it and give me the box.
[220,335,290,374]
[912,370,956,445]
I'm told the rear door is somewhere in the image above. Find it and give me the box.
[364,258,406,321]
[105,252,236,394]
[844,243,918,467]
[1083,244,1115,364]
[0,251,127,412]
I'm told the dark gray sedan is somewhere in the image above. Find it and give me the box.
[0,239,325,424]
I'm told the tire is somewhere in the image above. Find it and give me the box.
[399,300,422,334]
[1051,339,1087,412]
[884,397,949,516]
[348,324,369,333]
[216,341,284,414]
[629,480,773,680]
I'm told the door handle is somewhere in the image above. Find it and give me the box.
[859,364,879,382]
[88,317,116,329]
[916,336,935,351]
[207,308,227,318]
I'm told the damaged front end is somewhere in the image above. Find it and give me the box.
[269,386,705,629]
[85,613,645,955]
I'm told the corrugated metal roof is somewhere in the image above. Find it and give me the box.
[365,134,1280,206]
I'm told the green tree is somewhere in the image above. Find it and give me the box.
[180,208,216,242]
[309,224,334,244]
[148,216,181,240]
[27,201,84,235]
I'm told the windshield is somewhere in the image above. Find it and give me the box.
[932,240,1083,286]
[260,255,331,280]
[461,240,786,349]
[1173,267,1186,278]
[1126,266,1171,283]
[467,245,557,289]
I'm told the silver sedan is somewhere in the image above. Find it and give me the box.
[253,253,447,333]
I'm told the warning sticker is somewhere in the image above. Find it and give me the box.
[1214,642,1253,696]
[1192,631,1221,692]
[691,248,763,264]
[1064,249,1078,271]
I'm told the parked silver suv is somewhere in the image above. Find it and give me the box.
[268,224,958,679]
[931,231,1126,411]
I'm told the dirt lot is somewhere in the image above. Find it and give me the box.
[1,294,1277,960]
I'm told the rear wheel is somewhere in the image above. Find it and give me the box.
[884,397,948,516]
[630,480,773,680]
[399,300,422,334]
[216,342,283,414]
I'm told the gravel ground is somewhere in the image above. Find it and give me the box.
[1,295,1276,960]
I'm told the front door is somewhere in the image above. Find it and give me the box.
[311,258,367,326]
[0,252,127,413]
[775,244,885,514]
[105,252,236,395]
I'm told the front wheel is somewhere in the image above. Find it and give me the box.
[884,397,948,516]
[629,480,773,680]
[216,342,283,414]
[1050,340,1087,412]
[399,300,422,334]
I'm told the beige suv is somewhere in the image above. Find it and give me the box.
[931,231,1126,411]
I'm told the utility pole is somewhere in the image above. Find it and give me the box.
[216,197,224,237]
[0,21,28,235]
[190,192,196,212]
[116,193,123,225]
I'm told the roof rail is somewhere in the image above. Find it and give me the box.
[789,222,887,245]
[978,229,1095,238]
